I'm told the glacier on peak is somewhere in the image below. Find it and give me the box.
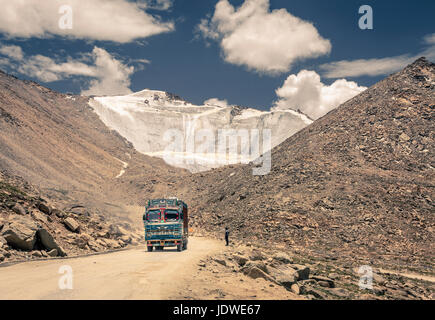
[88,89,313,172]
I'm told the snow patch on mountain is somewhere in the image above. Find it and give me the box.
[88,89,312,172]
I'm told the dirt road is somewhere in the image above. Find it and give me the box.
[0,237,223,300]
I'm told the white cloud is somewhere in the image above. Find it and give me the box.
[81,47,134,96]
[0,44,135,95]
[197,0,331,75]
[273,70,367,120]
[320,33,435,78]
[0,0,174,43]
[424,33,435,45]
[0,45,24,60]
[17,54,96,82]
[138,0,173,11]
[203,98,230,108]
[134,58,151,65]
[319,55,416,78]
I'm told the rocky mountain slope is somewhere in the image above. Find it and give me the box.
[0,70,189,221]
[193,242,433,300]
[89,89,312,172]
[174,58,434,273]
[0,170,143,263]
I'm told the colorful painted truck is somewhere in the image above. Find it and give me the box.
[143,198,188,252]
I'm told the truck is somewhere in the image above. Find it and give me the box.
[143,198,188,252]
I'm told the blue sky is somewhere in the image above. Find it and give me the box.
[0,0,434,113]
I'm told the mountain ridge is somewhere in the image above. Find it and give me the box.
[169,57,434,271]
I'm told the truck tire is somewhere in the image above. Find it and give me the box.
[183,241,187,250]
[177,244,182,252]
[147,246,153,252]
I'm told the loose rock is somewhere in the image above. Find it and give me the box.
[12,203,26,215]
[1,216,38,250]
[37,228,67,257]
[47,249,58,257]
[38,202,52,215]
[64,217,80,233]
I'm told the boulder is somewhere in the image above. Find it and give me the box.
[120,235,132,244]
[269,265,298,289]
[96,231,108,238]
[52,209,64,218]
[96,239,108,247]
[305,288,327,300]
[38,202,52,215]
[291,283,300,295]
[372,273,386,285]
[37,228,67,256]
[73,234,92,249]
[249,249,266,261]
[31,210,47,223]
[328,273,341,280]
[32,251,42,258]
[80,233,92,242]
[68,206,88,216]
[72,237,86,249]
[47,249,58,257]
[232,254,249,267]
[272,252,292,264]
[101,238,122,249]
[88,240,102,252]
[213,258,227,266]
[1,216,38,250]
[108,224,129,237]
[373,286,387,296]
[327,287,349,298]
[64,217,80,233]
[311,276,335,288]
[318,281,331,288]
[12,203,26,215]
[291,264,310,281]
[244,261,268,274]
[0,253,4,262]
[241,266,273,281]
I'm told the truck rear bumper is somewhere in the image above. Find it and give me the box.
[147,240,182,247]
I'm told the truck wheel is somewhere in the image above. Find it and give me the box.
[177,244,182,252]
[147,246,153,252]
[183,242,187,250]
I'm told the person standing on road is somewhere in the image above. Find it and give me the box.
[225,227,229,246]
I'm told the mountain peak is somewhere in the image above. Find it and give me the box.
[408,56,434,68]
[401,57,435,79]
